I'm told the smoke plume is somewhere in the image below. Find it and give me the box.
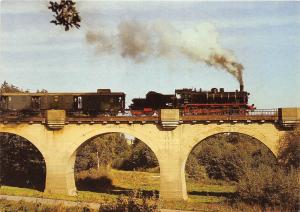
[86,21,244,85]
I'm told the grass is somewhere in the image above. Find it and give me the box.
[0,199,99,212]
[110,169,160,191]
[0,185,118,204]
[0,169,243,211]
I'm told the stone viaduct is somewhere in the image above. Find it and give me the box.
[0,108,299,200]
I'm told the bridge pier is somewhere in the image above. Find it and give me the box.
[159,152,188,200]
[44,153,76,196]
[155,130,188,201]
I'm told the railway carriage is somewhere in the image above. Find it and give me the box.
[0,89,125,116]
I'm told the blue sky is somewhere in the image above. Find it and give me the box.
[1,1,299,108]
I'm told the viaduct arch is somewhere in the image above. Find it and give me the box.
[0,127,47,159]
[68,127,162,194]
[0,130,47,190]
[0,122,285,200]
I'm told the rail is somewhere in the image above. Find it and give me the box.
[181,109,278,117]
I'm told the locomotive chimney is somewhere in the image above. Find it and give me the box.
[240,84,244,92]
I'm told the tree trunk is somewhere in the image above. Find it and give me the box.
[96,150,100,171]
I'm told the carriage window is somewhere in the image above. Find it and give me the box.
[32,97,40,108]
[54,96,59,102]
[8,97,12,101]
[78,96,82,109]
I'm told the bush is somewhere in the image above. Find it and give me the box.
[278,126,300,170]
[0,199,89,212]
[185,154,208,181]
[99,190,159,212]
[237,165,300,210]
[75,169,113,192]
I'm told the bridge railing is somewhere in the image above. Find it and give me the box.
[246,109,278,116]
[116,109,279,117]
[180,109,278,117]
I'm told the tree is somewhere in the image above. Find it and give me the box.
[121,138,159,171]
[75,135,160,173]
[1,81,24,93]
[237,164,300,210]
[186,133,277,181]
[277,126,300,170]
[0,133,46,190]
[75,133,131,172]
[48,0,81,31]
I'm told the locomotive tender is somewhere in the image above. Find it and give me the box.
[0,86,254,116]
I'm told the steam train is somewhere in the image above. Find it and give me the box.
[0,86,254,116]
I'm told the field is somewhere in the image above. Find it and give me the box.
[0,169,265,211]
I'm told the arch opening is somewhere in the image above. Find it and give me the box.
[73,132,160,197]
[184,132,278,202]
[0,132,46,191]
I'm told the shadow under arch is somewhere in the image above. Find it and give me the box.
[184,132,278,199]
[0,132,46,191]
[71,131,160,197]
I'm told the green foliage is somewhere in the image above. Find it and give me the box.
[0,199,95,212]
[237,165,300,210]
[75,133,131,172]
[121,139,159,171]
[185,154,208,181]
[76,169,113,192]
[236,127,300,210]
[0,81,25,92]
[186,133,277,182]
[278,126,300,170]
[48,0,81,31]
[75,135,159,173]
[99,190,159,212]
[0,133,46,190]
[0,81,47,93]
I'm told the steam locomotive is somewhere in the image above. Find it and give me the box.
[129,85,255,115]
[0,86,254,116]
